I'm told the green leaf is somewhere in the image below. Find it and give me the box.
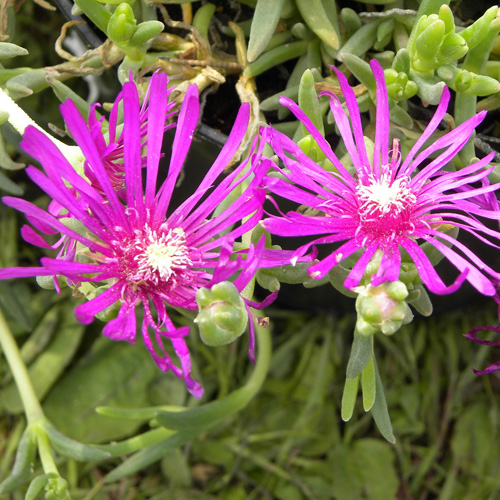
[0,426,36,494]
[6,69,48,100]
[0,282,32,334]
[47,78,91,119]
[73,0,112,34]
[129,20,165,46]
[0,170,22,195]
[247,0,286,62]
[0,42,28,59]
[407,285,433,316]
[389,104,414,128]
[341,53,376,95]
[104,430,197,483]
[43,421,110,461]
[295,0,339,50]
[392,48,411,74]
[43,338,158,443]
[157,322,272,432]
[409,69,445,105]
[156,384,254,431]
[24,474,49,500]
[338,20,382,60]
[361,355,376,412]
[0,307,84,413]
[192,3,216,40]
[18,306,59,367]
[298,69,324,136]
[340,8,361,38]
[96,405,185,421]
[370,357,395,444]
[341,375,359,422]
[244,40,309,77]
[451,401,496,475]
[459,6,498,51]
[346,334,373,380]
[331,439,398,500]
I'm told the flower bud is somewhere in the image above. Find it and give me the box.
[107,3,136,44]
[195,281,248,347]
[355,281,413,337]
[385,69,418,100]
[45,473,69,500]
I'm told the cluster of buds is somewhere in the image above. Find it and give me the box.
[74,0,164,80]
[384,68,419,101]
[409,5,468,73]
[107,3,163,50]
[355,280,413,337]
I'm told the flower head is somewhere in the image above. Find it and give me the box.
[0,72,269,397]
[261,59,500,297]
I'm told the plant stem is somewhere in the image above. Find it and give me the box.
[0,309,44,423]
[36,429,59,475]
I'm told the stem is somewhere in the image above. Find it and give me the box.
[246,321,272,391]
[36,429,59,475]
[0,309,45,423]
[0,88,84,168]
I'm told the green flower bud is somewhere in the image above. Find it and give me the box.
[107,3,136,43]
[195,281,248,347]
[385,70,418,100]
[384,68,399,85]
[297,135,325,163]
[36,275,57,290]
[385,280,409,301]
[381,320,404,336]
[355,281,412,337]
[45,473,69,500]
[356,296,381,323]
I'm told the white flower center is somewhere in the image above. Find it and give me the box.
[356,174,416,220]
[135,227,192,283]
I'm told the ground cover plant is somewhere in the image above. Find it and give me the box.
[2,0,500,498]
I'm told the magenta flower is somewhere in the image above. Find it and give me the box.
[83,79,177,198]
[0,72,270,397]
[261,59,500,297]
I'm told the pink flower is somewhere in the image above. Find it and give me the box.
[0,72,270,397]
[261,59,500,297]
